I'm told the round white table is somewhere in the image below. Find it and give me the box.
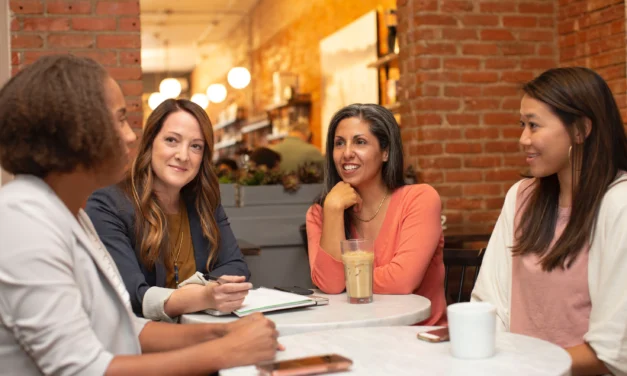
[181,292,431,336]
[220,326,572,376]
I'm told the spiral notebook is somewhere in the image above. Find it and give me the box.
[233,287,316,317]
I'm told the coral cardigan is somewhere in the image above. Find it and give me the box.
[306,184,447,325]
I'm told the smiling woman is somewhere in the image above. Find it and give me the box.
[305,103,447,325]
[472,67,627,376]
[85,99,251,323]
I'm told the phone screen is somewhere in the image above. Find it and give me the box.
[417,327,450,342]
[260,355,351,371]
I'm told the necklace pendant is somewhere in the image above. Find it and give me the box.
[174,262,179,288]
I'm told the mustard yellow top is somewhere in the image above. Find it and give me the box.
[165,202,196,288]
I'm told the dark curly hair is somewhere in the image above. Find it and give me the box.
[0,54,122,178]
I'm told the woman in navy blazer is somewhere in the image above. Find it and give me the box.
[86,99,251,322]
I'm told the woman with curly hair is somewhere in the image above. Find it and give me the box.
[0,55,278,375]
[86,99,250,322]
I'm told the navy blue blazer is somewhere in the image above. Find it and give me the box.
[85,185,250,316]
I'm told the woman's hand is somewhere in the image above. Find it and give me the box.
[324,182,362,213]
[205,275,252,313]
[223,313,281,365]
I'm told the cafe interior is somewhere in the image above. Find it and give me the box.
[5,0,627,374]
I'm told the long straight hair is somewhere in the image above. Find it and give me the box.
[513,67,627,271]
[124,99,221,271]
[318,103,406,238]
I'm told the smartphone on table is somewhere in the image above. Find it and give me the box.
[274,286,314,295]
[256,354,353,376]
[416,327,450,343]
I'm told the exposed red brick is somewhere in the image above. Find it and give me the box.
[11,1,44,14]
[71,17,117,31]
[479,2,516,13]
[11,0,143,139]
[461,43,499,55]
[119,17,140,31]
[441,0,474,12]
[23,17,70,31]
[463,183,502,196]
[46,1,92,14]
[446,143,483,154]
[503,16,538,28]
[48,34,95,48]
[461,15,499,26]
[95,1,140,15]
[446,170,483,183]
[96,35,141,49]
[447,114,480,125]
[465,128,500,139]
[11,34,44,48]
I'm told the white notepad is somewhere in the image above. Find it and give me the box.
[233,287,316,317]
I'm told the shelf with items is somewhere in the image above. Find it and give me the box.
[213,103,247,160]
[214,117,244,132]
[266,94,311,142]
[367,7,402,125]
[240,118,271,134]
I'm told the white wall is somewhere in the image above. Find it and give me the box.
[0,0,11,185]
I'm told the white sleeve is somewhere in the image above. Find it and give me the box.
[584,182,627,376]
[470,180,520,332]
[0,203,113,375]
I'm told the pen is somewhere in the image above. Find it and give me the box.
[203,273,257,289]
[202,273,227,285]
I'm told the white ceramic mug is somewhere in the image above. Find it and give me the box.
[447,302,496,359]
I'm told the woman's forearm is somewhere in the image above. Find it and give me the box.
[163,284,213,318]
[138,321,226,353]
[566,342,609,376]
[106,336,237,376]
[319,206,346,261]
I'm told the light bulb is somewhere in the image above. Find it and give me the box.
[227,67,251,89]
[148,92,165,110]
[206,83,227,103]
[159,78,182,99]
[190,93,209,109]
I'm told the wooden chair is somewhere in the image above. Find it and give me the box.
[443,248,486,304]
[299,223,308,255]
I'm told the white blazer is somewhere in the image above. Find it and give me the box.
[472,174,627,376]
[0,175,147,375]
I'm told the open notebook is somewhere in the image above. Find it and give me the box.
[232,287,316,317]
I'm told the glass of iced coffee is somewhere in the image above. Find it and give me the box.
[340,239,375,304]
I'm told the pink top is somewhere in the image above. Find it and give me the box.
[510,180,591,348]
[306,184,447,325]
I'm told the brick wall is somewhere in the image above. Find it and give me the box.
[10,0,144,132]
[558,0,627,123]
[192,0,397,149]
[397,0,558,228]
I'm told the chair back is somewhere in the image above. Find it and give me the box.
[299,223,308,254]
[443,248,485,304]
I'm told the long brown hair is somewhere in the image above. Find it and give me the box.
[513,67,627,271]
[125,99,221,271]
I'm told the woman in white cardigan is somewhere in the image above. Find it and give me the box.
[472,67,627,376]
[0,55,279,375]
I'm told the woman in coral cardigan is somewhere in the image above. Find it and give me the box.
[306,103,447,325]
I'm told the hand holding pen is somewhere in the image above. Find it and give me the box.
[202,274,252,313]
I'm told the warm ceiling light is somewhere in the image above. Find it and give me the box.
[148,92,165,110]
[227,67,251,89]
[206,83,227,103]
[191,93,209,109]
[159,77,182,99]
